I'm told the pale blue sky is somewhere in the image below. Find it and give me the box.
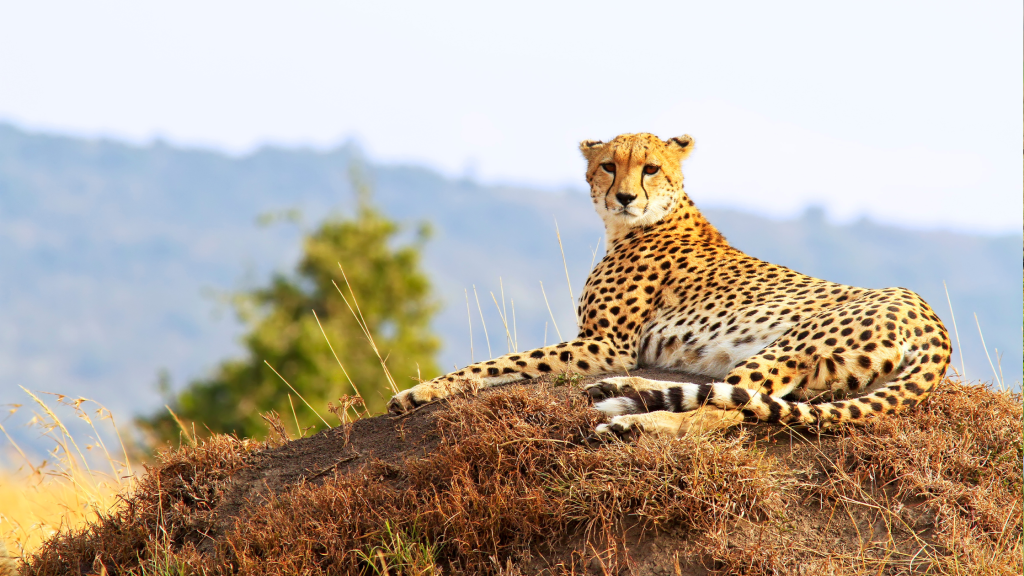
[1,0,1020,232]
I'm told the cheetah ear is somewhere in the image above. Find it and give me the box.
[666,135,694,161]
[579,139,605,160]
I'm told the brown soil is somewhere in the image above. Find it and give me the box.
[21,370,1023,575]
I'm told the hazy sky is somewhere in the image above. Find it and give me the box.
[1,1,1020,232]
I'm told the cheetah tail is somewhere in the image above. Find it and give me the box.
[594,362,947,426]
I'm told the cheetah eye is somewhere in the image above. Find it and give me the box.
[601,163,616,173]
[643,165,660,175]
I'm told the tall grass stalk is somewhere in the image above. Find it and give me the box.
[333,264,400,395]
[464,289,474,363]
[164,405,196,447]
[288,395,303,438]
[312,309,365,404]
[553,219,577,331]
[589,234,603,271]
[942,281,966,380]
[499,278,511,352]
[472,285,492,358]
[263,360,330,428]
[996,349,1006,390]
[21,387,93,478]
[490,292,517,354]
[511,298,518,352]
[0,420,34,473]
[973,313,1004,391]
[539,281,563,342]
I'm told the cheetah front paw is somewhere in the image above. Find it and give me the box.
[387,384,438,415]
[387,376,482,415]
[594,415,644,441]
[584,376,639,401]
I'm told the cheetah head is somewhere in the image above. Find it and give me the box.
[580,133,694,232]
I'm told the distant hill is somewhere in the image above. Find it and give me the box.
[0,123,1019,427]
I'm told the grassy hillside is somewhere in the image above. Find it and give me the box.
[0,123,1018,437]
[18,373,1023,575]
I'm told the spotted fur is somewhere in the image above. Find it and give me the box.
[387,133,950,438]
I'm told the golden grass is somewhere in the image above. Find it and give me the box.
[0,392,135,562]
[0,470,121,558]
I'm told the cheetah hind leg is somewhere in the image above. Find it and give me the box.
[583,376,673,402]
[595,408,746,439]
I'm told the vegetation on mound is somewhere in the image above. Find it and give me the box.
[21,379,1023,576]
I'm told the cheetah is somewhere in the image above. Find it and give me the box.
[387,133,951,438]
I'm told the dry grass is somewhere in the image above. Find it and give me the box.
[1,393,134,562]
[22,434,266,575]
[16,377,1024,575]
[222,389,785,575]
[805,382,1023,574]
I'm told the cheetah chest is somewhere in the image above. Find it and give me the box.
[637,308,793,379]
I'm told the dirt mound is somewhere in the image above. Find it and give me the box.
[21,371,1024,575]
[213,368,711,535]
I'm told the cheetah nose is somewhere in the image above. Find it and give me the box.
[616,192,637,207]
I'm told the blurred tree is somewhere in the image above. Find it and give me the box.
[138,172,440,444]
